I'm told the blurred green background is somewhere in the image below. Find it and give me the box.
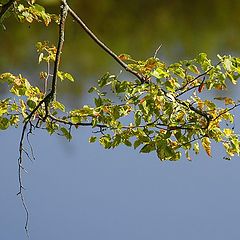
[1,0,240,100]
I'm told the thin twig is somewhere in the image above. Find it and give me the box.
[44,61,50,95]
[17,121,30,238]
[63,1,146,83]
[176,62,221,96]
[153,44,162,58]
[176,67,213,96]
[49,114,107,128]
[27,123,36,161]
[213,103,240,122]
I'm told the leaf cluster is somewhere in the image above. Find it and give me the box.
[14,1,58,25]
[1,46,240,160]
[1,1,240,162]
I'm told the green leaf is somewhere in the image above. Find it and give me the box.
[57,71,74,82]
[52,101,65,112]
[156,140,180,161]
[99,134,112,149]
[152,67,169,79]
[223,58,232,71]
[226,72,237,84]
[134,139,142,149]
[89,136,97,143]
[123,139,132,147]
[46,121,58,135]
[0,117,9,130]
[94,97,102,107]
[64,72,74,82]
[111,134,122,147]
[57,71,64,81]
[188,65,200,74]
[33,4,45,13]
[197,53,212,71]
[88,86,98,93]
[60,127,72,141]
[98,73,110,87]
[27,99,37,109]
[0,73,15,84]
[71,116,81,124]
[134,110,141,126]
[0,99,9,116]
[140,142,155,153]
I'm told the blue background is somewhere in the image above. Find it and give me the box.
[1,115,240,239]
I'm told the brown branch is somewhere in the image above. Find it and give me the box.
[176,68,213,97]
[213,103,240,122]
[51,0,68,100]
[49,114,107,128]
[175,98,213,128]
[176,62,221,97]
[62,1,146,83]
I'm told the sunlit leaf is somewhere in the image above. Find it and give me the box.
[201,137,212,157]
[60,127,72,141]
[89,136,97,143]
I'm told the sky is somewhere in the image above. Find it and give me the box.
[1,113,240,240]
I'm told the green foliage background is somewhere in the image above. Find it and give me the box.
[1,0,240,94]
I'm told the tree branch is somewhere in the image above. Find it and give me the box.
[16,2,68,237]
[49,114,107,128]
[176,62,221,97]
[213,103,240,122]
[17,120,30,238]
[63,1,146,83]
[51,0,68,100]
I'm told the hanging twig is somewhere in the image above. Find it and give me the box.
[17,1,68,237]
[17,121,30,238]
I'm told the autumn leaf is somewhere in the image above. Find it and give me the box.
[224,97,235,105]
[223,128,233,137]
[118,54,131,61]
[201,137,212,157]
[198,82,205,93]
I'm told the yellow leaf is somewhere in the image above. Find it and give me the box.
[197,99,204,110]
[223,128,233,137]
[38,52,44,64]
[224,97,235,105]
[193,142,200,154]
[118,54,131,61]
[201,137,212,157]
